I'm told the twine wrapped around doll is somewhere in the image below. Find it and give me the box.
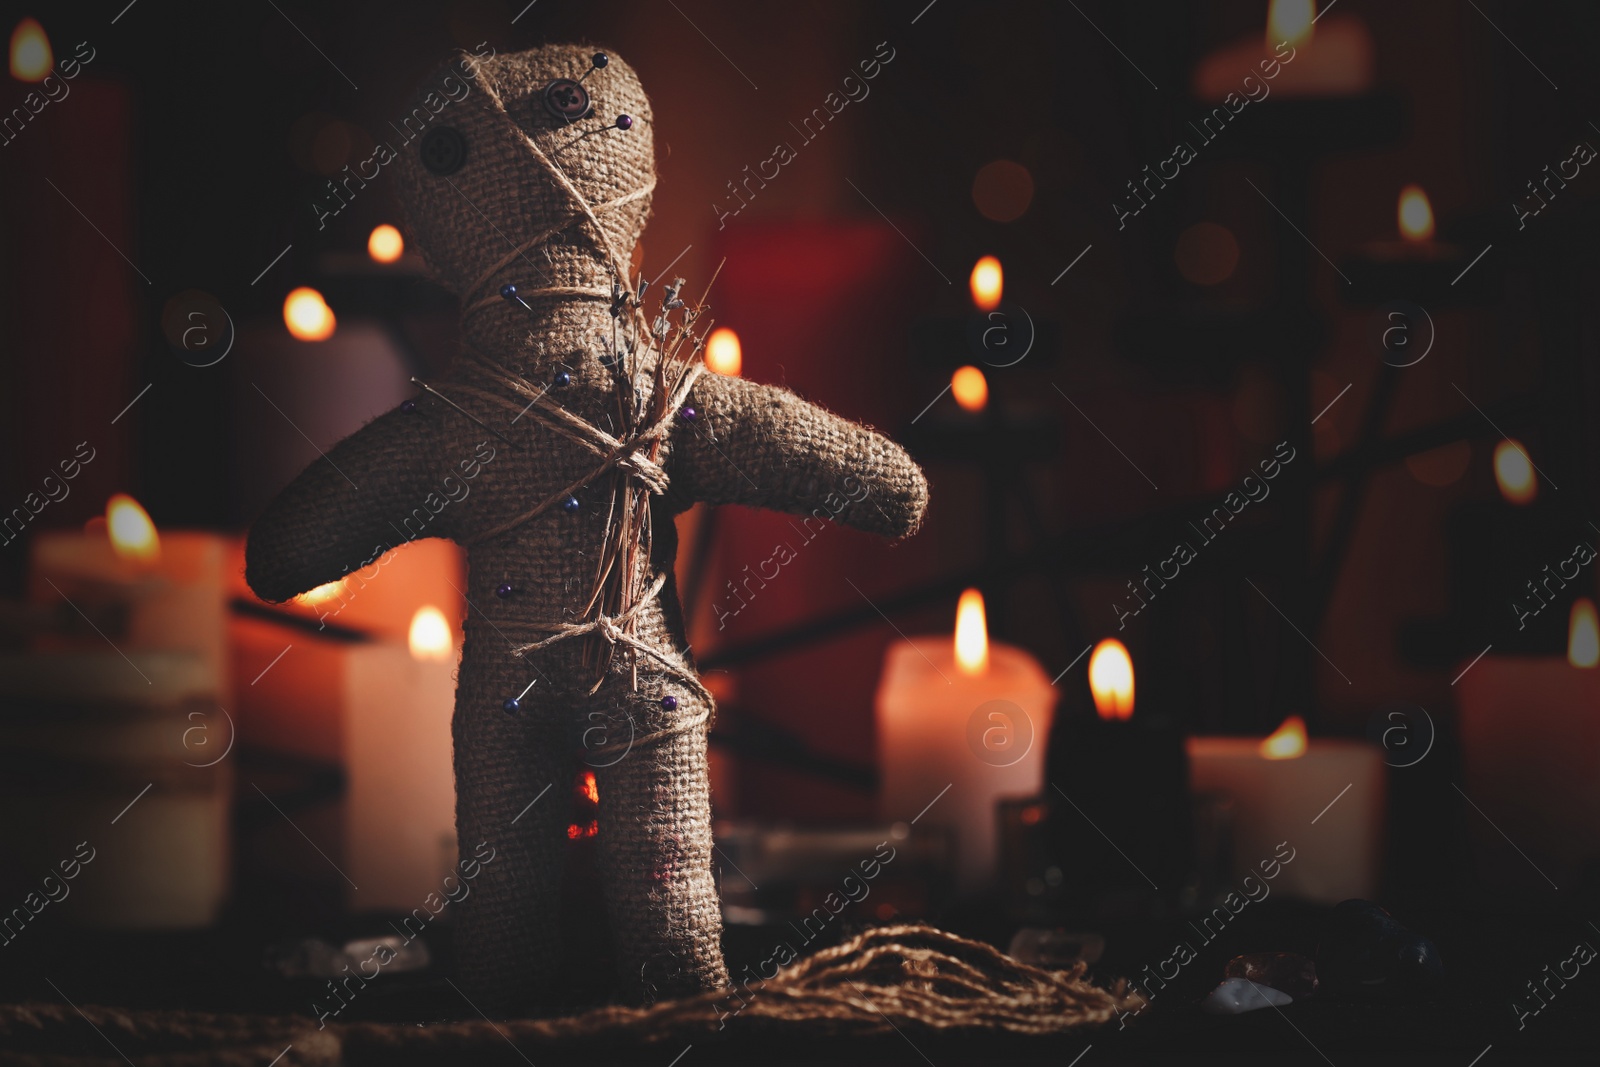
[419,270,717,697]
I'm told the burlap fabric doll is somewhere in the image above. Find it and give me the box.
[246,44,929,1014]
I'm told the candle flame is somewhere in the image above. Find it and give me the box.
[367,224,404,264]
[970,256,1003,311]
[408,605,453,661]
[951,365,989,412]
[1267,0,1315,49]
[954,588,989,675]
[1570,599,1599,668]
[705,327,742,376]
[9,18,51,82]
[580,769,599,804]
[283,286,336,341]
[105,494,160,564]
[1398,185,1435,243]
[1260,715,1308,759]
[294,579,347,607]
[1088,638,1134,720]
[1493,439,1537,505]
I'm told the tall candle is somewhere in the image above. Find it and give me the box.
[1188,717,1386,903]
[876,590,1055,892]
[1457,601,1600,890]
[344,607,461,912]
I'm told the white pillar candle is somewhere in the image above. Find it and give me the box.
[1188,721,1386,903]
[0,650,230,929]
[875,591,1055,892]
[31,508,231,700]
[343,612,461,913]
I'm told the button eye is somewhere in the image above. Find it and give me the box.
[542,78,593,122]
[420,127,467,175]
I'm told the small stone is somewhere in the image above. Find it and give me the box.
[1201,977,1292,1015]
[1007,928,1105,968]
[1317,898,1443,998]
[1224,952,1319,999]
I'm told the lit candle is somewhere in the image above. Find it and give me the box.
[1193,0,1375,100]
[1458,599,1600,891]
[11,496,234,929]
[30,495,232,697]
[1188,716,1386,903]
[342,605,462,911]
[970,256,1002,312]
[1363,185,1463,264]
[1493,438,1538,506]
[875,589,1056,891]
[1052,639,1192,902]
[230,540,467,908]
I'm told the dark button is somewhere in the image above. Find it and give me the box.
[543,78,593,121]
[420,127,467,175]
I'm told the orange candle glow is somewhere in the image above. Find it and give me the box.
[970,256,1002,311]
[367,224,405,264]
[9,17,50,82]
[407,606,453,661]
[283,287,336,341]
[1570,599,1599,669]
[1398,185,1435,243]
[705,327,742,376]
[106,493,160,565]
[1087,638,1134,721]
[1494,439,1537,505]
[954,588,989,675]
[951,365,988,412]
[1259,714,1308,759]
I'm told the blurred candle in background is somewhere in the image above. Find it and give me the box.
[1194,0,1375,101]
[5,497,233,928]
[1188,715,1386,903]
[875,589,1056,892]
[1459,600,1600,891]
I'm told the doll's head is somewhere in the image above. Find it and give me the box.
[392,44,655,308]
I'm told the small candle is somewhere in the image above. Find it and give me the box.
[876,589,1056,892]
[1193,2,1375,102]
[1188,716,1386,903]
[1458,601,1600,890]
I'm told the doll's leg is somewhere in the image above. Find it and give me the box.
[592,692,729,1002]
[451,695,571,1015]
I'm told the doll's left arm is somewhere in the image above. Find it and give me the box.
[669,374,929,539]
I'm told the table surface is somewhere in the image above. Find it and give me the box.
[3,896,1597,1066]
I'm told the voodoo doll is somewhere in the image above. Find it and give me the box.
[246,44,929,1012]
